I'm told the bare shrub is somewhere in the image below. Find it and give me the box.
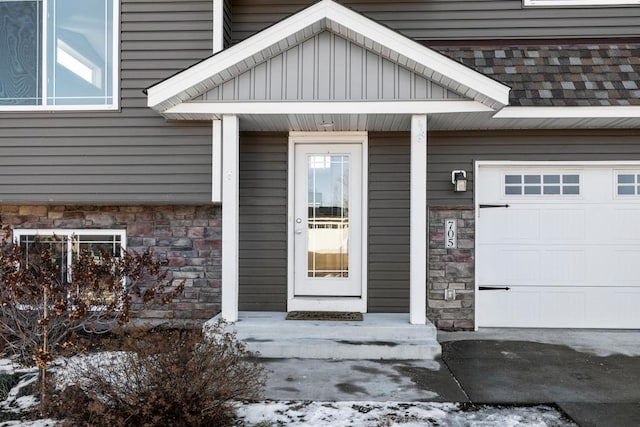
[0,225,184,408]
[50,321,265,426]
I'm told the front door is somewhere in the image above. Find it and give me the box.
[293,142,363,299]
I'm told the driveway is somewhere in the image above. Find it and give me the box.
[439,329,640,427]
[263,329,640,426]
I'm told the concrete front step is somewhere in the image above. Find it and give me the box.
[242,337,442,360]
[207,312,441,360]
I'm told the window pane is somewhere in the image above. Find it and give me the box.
[563,174,580,184]
[19,235,68,285]
[543,186,560,195]
[524,175,541,184]
[524,186,541,195]
[47,0,113,105]
[543,175,560,184]
[563,185,580,195]
[617,174,635,184]
[307,155,349,278]
[505,186,521,195]
[505,175,521,184]
[618,185,635,195]
[0,0,42,105]
[75,234,122,258]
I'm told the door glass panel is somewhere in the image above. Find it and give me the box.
[307,154,349,278]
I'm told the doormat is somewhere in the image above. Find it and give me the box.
[286,311,363,321]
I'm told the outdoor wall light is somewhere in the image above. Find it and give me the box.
[452,170,467,192]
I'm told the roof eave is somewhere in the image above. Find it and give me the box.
[147,0,509,113]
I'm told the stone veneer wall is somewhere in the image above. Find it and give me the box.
[0,205,222,322]
[428,206,475,330]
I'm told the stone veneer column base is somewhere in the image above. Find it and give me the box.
[428,206,475,330]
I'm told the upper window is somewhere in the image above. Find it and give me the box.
[504,173,581,196]
[0,0,118,110]
[524,0,640,6]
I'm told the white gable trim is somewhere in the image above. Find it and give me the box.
[494,106,640,119]
[147,0,509,113]
[161,100,494,120]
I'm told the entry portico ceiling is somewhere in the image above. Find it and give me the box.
[146,0,510,130]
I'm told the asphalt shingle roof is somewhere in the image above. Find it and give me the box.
[436,43,640,107]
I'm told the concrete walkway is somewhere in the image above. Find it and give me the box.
[262,329,640,427]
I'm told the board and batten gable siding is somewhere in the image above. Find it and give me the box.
[231,0,640,43]
[427,130,640,206]
[0,0,213,204]
[204,31,461,102]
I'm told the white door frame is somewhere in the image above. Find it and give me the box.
[287,132,368,312]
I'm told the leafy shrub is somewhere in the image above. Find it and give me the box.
[50,321,265,426]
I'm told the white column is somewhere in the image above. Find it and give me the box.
[212,120,222,202]
[220,115,239,321]
[410,114,427,325]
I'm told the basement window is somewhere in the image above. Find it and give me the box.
[13,229,126,285]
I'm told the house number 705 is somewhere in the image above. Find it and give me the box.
[445,219,457,249]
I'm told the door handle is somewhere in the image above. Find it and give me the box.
[295,229,303,235]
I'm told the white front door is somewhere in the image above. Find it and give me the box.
[293,143,362,298]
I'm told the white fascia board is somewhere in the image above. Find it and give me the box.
[494,106,640,119]
[148,0,509,112]
[163,100,494,117]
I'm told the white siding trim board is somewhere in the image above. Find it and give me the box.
[494,106,640,119]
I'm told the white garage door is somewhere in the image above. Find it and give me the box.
[476,163,640,328]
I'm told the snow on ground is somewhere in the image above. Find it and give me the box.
[1,357,576,426]
[235,401,576,426]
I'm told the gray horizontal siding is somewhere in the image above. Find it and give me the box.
[427,130,640,206]
[238,133,289,311]
[231,0,640,42]
[368,133,410,313]
[204,31,460,102]
[0,0,214,204]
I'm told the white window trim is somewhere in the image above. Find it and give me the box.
[13,229,127,280]
[502,172,583,197]
[0,0,120,112]
[614,170,640,197]
[524,0,640,6]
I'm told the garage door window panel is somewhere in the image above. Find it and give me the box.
[504,173,581,196]
[616,173,640,196]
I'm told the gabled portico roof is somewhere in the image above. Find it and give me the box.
[147,0,510,121]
